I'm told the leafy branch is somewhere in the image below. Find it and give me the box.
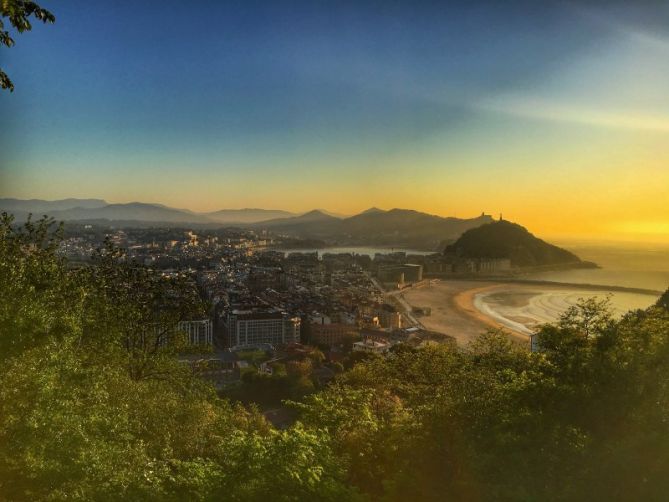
[1,1,55,92]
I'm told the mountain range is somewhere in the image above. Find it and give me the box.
[251,208,495,249]
[204,208,295,224]
[0,198,495,249]
[0,198,294,225]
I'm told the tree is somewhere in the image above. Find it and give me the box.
[656,288,669,310]
[81,239,206,381]
[292,301,669,500]
[1,0,55,91]
[0,213,82,360]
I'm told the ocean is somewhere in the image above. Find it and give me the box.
[524,242,669,292]
[475,242,669,335]
[276,246,435,257]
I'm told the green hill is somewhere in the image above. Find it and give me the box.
[445,220,584,268]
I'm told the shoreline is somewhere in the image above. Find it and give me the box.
[399,280,529,346]
[452,284,529,344]
[402,279,659,347]
[441,277,663,297]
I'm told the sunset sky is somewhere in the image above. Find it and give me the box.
[1,1,668,241]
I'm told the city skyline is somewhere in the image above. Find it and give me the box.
[2,1,669,242]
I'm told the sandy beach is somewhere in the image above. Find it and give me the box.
[401,280,659,347]
[400,281,529,346]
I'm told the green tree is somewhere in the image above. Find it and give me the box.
[656,287,669,310]
[0,214,82,359]
[1,0,55,91]
[294,301,669,501]
[81,239,206,381]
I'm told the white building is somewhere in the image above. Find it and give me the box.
[226,309,300,348]
[529,333,541,352]
[353,338,390,355]
[177,319,213,346]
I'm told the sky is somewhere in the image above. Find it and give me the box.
[1,0,668,242]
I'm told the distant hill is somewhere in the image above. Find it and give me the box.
[359,207,385,215]
[342,209,493,245]
[0,198,108,219]
[445,220,584,267]
[46,203,214,224]
[252,210,343,237]
[314,209,351,219]
[0,199,214,224]
[205,208,295,224]
[1,199,293,225]
[253,209,494,249]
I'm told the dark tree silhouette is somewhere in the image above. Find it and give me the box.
[657,288,669,310]
[1,1,54,91]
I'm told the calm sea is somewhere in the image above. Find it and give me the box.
[476,242,669,333]
[276,247,435,257]
[524,243,669,292]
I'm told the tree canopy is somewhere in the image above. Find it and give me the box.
[1,0,54,91]
[445,220,583,267]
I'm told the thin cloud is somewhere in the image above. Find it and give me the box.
[475,95,669,133]
[566,2,669,53]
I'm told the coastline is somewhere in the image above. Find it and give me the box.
[439,276,663,297]
[402,279,660,348]
[453,284,530,344]
[400,281,529,346]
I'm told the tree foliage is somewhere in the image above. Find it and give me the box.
[445,220,582,267]
[1,0,55,91]
[292,298,669,501]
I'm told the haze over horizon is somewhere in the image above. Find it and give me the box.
[2,1,669,242]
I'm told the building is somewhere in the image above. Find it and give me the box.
[353,338,391,355]
[226,309,300,348]
[423,255,449,274]
[248,266,284,293]
[377,263,423,284]
[448,257,512,274]
[378,304,402,330]
[529,333,541,352]
[400,263,423,282]
[477,258,511,273]
[177,319,213,346]
[309,314,359,346]
[377,267,404,286]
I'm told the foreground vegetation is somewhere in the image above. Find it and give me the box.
[1,215,669,501]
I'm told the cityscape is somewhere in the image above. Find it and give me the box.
[56,218,491,398]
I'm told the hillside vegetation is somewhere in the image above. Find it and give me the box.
[445,220,585,267]
[1,214,669,500]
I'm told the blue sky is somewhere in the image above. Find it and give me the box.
[2,1,669,239]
